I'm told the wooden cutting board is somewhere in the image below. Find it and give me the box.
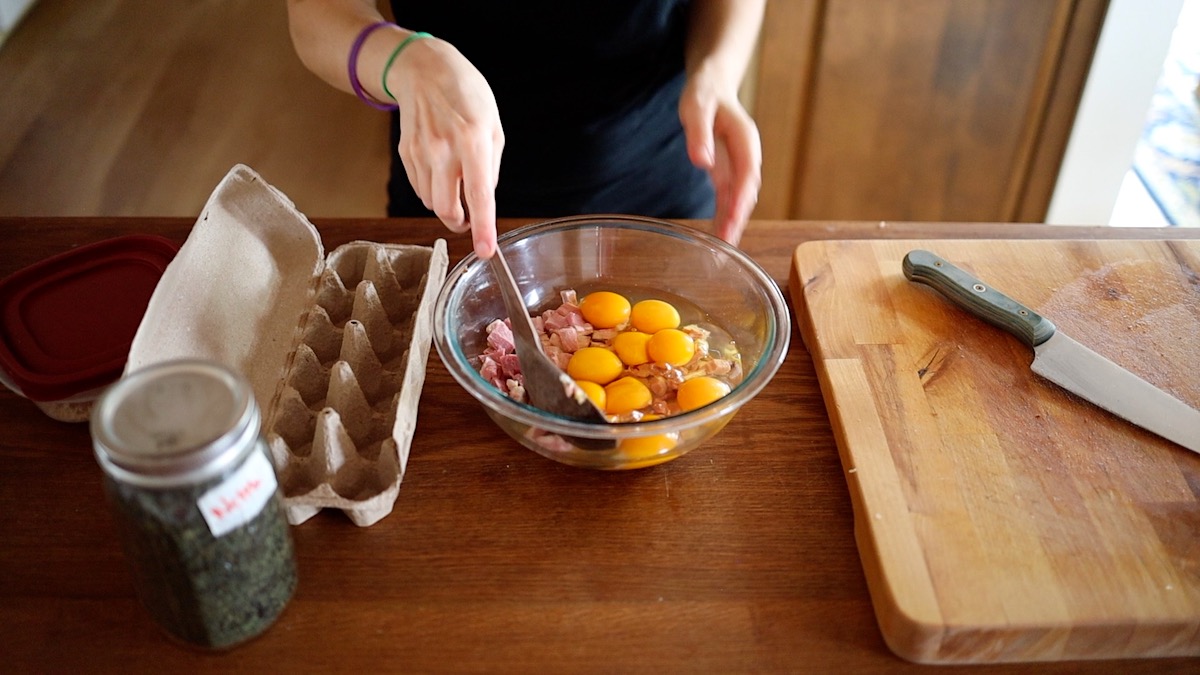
[789,239,1200,664]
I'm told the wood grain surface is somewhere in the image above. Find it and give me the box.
[0,0,390,219]
[753,0,1108,222]
[790,239,1200,663]
[2,217,1199,673]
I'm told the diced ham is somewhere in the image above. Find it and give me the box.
[475,289,742,420]
[479,354,501,382]
[498,353,522,379]
[528,428,576,453]
[542,301,590,335]
[485,319,515,354]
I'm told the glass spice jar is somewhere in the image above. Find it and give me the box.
[91,359,297,650]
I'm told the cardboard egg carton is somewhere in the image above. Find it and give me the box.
[126,164,448,526]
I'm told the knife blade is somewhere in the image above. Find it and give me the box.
[902,249,1200,455]
[489,249,615,451]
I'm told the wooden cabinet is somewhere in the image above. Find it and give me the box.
[751,0,1109,222]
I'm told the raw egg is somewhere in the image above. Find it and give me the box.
[566,347,624,385]
[579,291,631,329]
[611,331,652,366]
[603,376,653,415]
[618,432,679,464]
[630,299,680,334]
[574,380,606,410]
[647,328,695,367]
[676,376,731,412]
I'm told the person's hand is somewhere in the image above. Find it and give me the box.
[678,70,762,246]
[384,35,505,259]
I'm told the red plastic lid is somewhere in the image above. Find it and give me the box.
[0,234,178,401]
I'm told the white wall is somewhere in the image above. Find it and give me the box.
[1045,0,1185,225]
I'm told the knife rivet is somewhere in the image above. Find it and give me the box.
[973,284,986,292]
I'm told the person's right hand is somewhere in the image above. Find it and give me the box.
[383,34,504,259]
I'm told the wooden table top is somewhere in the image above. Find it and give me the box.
[2,216,1198,673]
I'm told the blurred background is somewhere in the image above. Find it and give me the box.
[0,0,1196,227]
[0,0,391,219]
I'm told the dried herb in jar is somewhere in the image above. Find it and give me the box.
[103,467,296,648]
[92,360,297,650]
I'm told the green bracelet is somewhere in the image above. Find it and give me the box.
[381,31,433,103]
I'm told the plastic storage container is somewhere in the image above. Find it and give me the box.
[0,234,177,421]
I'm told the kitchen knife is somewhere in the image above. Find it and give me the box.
[902,249,1200,455]
[489,248,615,451]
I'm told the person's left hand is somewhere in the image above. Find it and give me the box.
[679,70,762,246]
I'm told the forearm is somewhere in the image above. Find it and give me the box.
[286,0,415,104]
[684,0,767,94]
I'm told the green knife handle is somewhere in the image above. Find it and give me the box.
[902,249,1056,348]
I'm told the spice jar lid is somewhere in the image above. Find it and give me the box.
[91,359,260,487]
[0,234,178,402]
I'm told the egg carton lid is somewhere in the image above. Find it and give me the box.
[126,164,327,411]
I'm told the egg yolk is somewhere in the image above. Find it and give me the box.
[619,432,678,460]
[574,380,606,410]
[647,328,695,367]
[630,299,680,334]
[604,376,653,415]
[566,347,624,385]
[611,331,652,366]
[579,291,631,329]
[676,376,732,412]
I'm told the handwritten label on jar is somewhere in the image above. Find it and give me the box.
[198,451,278,537]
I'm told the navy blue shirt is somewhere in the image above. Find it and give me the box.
[386,0,714,219]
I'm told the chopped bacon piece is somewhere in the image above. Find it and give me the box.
[591,327,620,342]
[556,325,582,352]
[545,345,570,370]
[705,359,734,376]
[647,374,671,399]
[505,378,527,403]
[565,309,589,329]
[541,309,569,332]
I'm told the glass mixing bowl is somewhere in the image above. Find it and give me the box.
[432,215,790,470]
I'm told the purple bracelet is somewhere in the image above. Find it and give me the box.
[349,21,400,111]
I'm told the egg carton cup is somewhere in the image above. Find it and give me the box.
[126,164,448,526]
